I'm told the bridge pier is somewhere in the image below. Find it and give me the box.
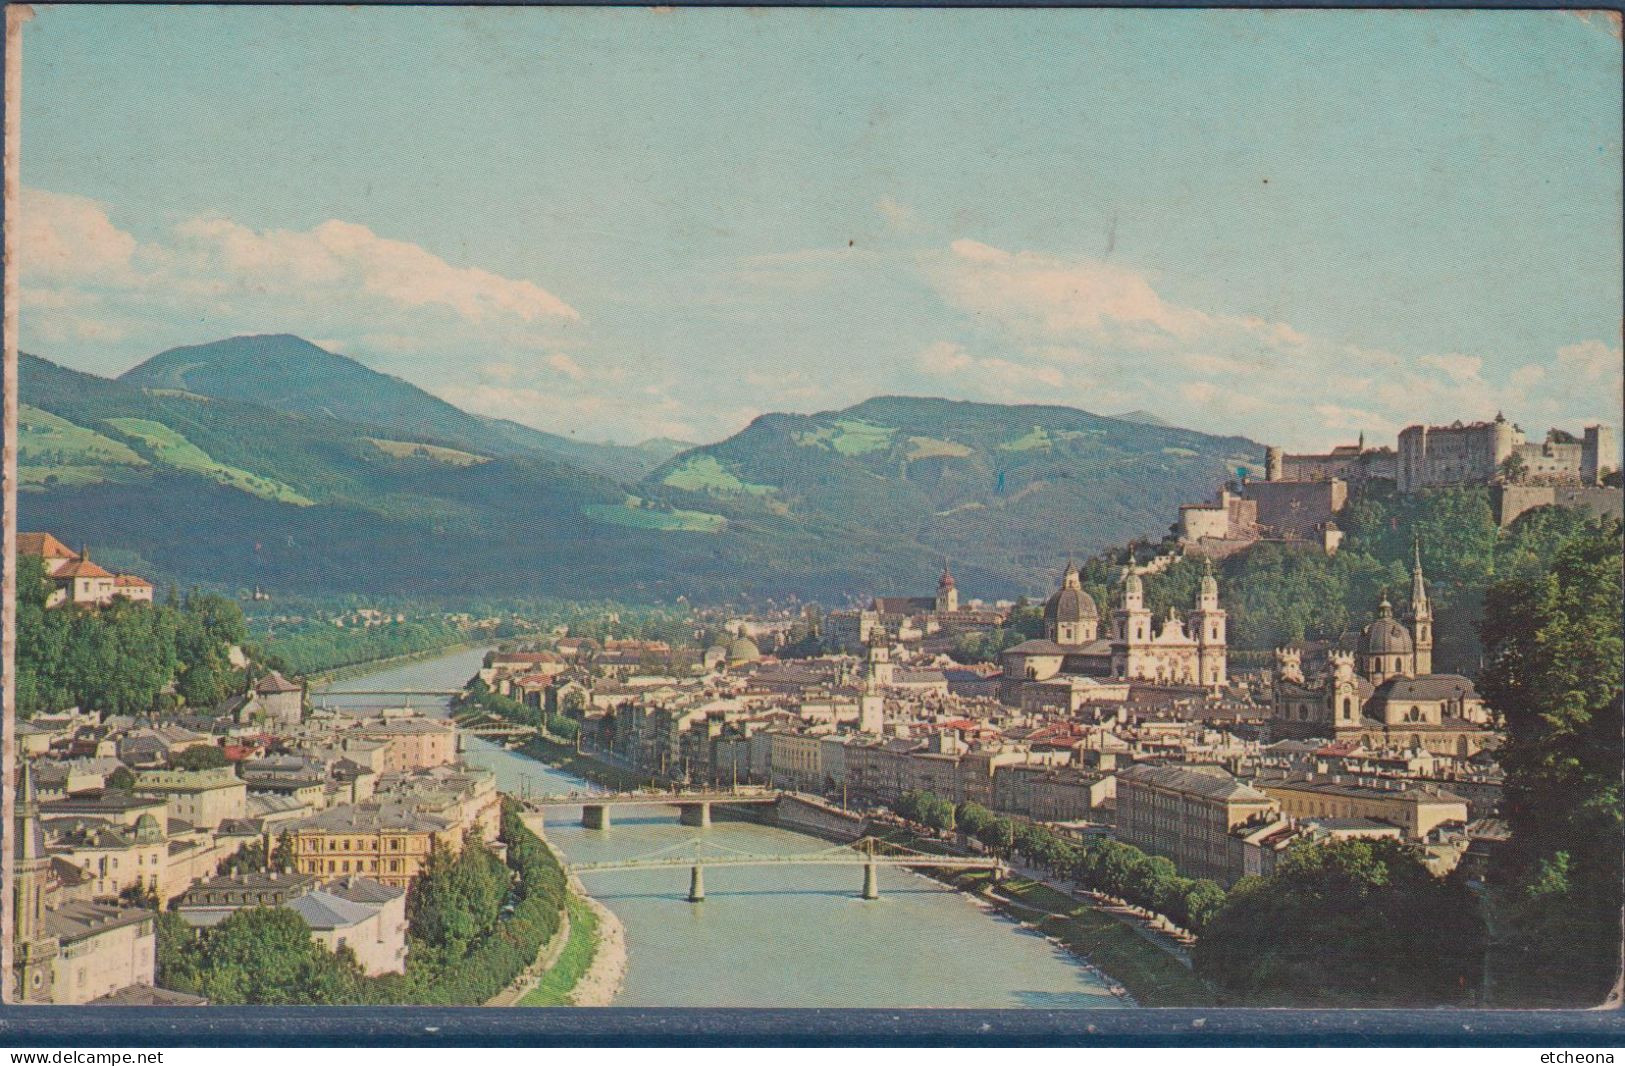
[582,804,611,830]
[678,801,711,828]
[862,861,880,901]
[688,864,705,902]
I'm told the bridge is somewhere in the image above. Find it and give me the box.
[462,723,538,738]
[523,790,779,829]
[569,836,1006,902]
[312,689,464,698]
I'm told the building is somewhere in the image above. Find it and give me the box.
[284,803,459,889]
[1265,438,1399,486]
[248,671,304,727]
[12,766,160,1004]
[1270,547,1495,756]
[134,765,248,831]
[175,871,408,976]
[1109,565,1228,689]
[1114,763,1278,885]
[1254,775,1469,840]
[18,534,157,608]
[1398,415,1615,494]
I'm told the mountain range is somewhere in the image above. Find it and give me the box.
[17,334,1264,603]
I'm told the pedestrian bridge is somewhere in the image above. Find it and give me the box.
[523,790,780,829]
[569,835,1006,902]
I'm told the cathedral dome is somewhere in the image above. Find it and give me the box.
[1044,585,1098,628]
[1358,599,1413,657]
[726,635,762,664]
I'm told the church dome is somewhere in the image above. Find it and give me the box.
[1358,599,1413,657]
[1044,584,1098,628]
[726,635,761,664]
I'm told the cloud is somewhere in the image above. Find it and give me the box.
[916,340,976,375]
[168,215,578,324]
[546,353,586,380]
[18,188,142,284]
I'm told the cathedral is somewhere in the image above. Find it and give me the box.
[1270,545,1496,756]
[1000,560,1229,703]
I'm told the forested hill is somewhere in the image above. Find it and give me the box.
[21,340,1263,603]
[645,395,1265,591]
[119,334,677,482]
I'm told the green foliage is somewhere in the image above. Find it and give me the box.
[14,555,247,718]
[170,744,230,771]
[177,907,368,1005]
[1193,838,1483,1006]
[406,840,509,964]
[1478,520,1623,1006]
[157,799,572,1005]
[264,616,466,676]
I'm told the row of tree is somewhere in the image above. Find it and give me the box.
[895,792,1229,935]
[15,555,252,717]
[1477,519,1622,1006]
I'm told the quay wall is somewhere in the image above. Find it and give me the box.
[772,794,870,842]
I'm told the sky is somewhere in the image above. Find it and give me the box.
[16,6,1623,449]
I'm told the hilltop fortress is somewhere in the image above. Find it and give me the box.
[1179,415,1621,557]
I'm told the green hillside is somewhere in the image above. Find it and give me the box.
[21,344,1266,603]
[643,395,1264,592]
[119,334,673,481]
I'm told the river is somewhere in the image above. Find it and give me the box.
[313,645,1125,1009]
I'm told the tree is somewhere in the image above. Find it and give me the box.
[1193,838,1483,1006]
[191,907,365,1005]
[1478,520,1623,1005]
[108,765,137,792]
[171,744,230,771]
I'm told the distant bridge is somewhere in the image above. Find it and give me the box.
[569,836,1006,901]
[523,790,779,829]
[312,689,463,698]
[463,723,538,738]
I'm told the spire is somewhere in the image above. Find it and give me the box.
[1411,536,1429,608]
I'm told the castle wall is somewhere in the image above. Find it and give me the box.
[1494,484,1625,527]
[1244,479,1347,536]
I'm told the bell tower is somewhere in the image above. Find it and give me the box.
[13,763,59,1003]
[1189,558,1228,688]
[1410,538,1434,676]
[935,562,958,614]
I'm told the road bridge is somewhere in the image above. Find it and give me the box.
[312,689,464,698]
[569,836,1005,902]
[523,790,779,829]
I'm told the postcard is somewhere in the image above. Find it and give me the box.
[3,3,1621,1024]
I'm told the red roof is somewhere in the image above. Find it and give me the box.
[114,575,153,588]
[18,532,78,559]
[55,559,113,579]
[254,671,302,694]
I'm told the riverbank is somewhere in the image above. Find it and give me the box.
[517,736,652,792]
[510,821,627,1006]
[952,871,1212,1007]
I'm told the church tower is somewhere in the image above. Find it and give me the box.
[864,628,894,689]
[859,630,890,734]
[1409,539,1434,676]
[13,763,59,1003]
[1111,571,1153,679]
[935,562,959,614]
[1189,559,1228,688]
[1328,652,1363,732]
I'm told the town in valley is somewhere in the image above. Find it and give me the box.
[11,409,1622,1008]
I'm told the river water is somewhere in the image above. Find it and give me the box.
[313,645,1123,1008]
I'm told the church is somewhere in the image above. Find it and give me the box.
[1270,545,1496,756]
[1000,560,1229,704]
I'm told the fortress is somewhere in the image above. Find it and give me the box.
[1179,415,1621,555]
